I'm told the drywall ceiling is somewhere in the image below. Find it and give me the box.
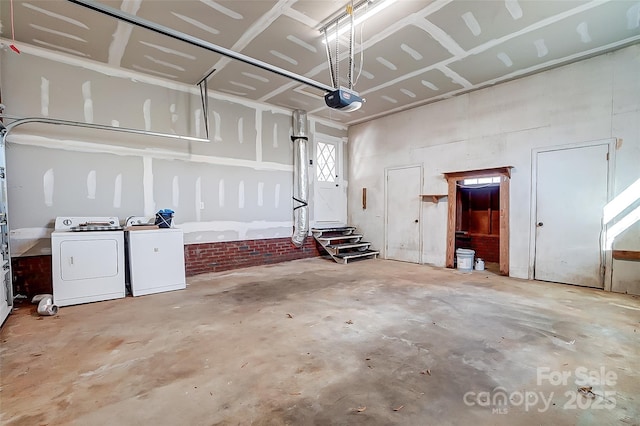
[1,0,639,126]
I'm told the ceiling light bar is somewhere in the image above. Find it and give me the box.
[321,0,397,44]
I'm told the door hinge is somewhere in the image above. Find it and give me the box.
[606,152,609,161]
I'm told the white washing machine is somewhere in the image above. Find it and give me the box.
[51,217,125,307]
[125,217,186,297]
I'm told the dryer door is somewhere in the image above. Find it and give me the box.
[60,239,119,281]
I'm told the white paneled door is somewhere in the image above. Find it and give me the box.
[314,137,346,226]
[534,144,609,288]
[386,166,422,263]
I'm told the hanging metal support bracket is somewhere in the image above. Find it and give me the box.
[197,68,216,140]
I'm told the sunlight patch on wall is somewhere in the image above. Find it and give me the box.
[604,178,640,250]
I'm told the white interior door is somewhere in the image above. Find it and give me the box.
[314,137,346,226]
[386,166,422,263]
[534,144,609,288]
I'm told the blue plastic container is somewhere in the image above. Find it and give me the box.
[155,209,174,228]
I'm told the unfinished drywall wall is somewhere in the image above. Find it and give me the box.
[348,44,640,295]
[5,54,198,136]
[1,43,347,257]
[7,144,145,255]
[261,111,294,165]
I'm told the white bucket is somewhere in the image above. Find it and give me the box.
[456,248,475,272]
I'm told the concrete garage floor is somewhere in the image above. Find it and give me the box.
[1,258,639,425]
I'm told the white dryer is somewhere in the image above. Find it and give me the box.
[125,217,186,297]
[51,217,125,307]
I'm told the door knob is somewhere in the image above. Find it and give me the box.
[537,222,543,227]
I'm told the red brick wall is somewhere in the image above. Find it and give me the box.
[184,237,322,276]
[469,234,500,263]
[10,238,322,296]
[11,255,53,298]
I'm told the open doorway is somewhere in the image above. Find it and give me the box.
[456,177,501,273]
[444,167,511,275]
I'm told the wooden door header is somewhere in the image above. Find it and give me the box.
[443,166,513,181]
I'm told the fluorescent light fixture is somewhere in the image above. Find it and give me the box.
[322,0,397,44]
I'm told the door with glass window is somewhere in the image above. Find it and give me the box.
[314,137,346,225]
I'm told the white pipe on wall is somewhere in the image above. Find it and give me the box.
[0,115,210,143]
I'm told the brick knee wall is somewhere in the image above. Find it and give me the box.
[10,237,322,297]
[11,255,53,298]
[184,237,322,276]
[469,234,500,263]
